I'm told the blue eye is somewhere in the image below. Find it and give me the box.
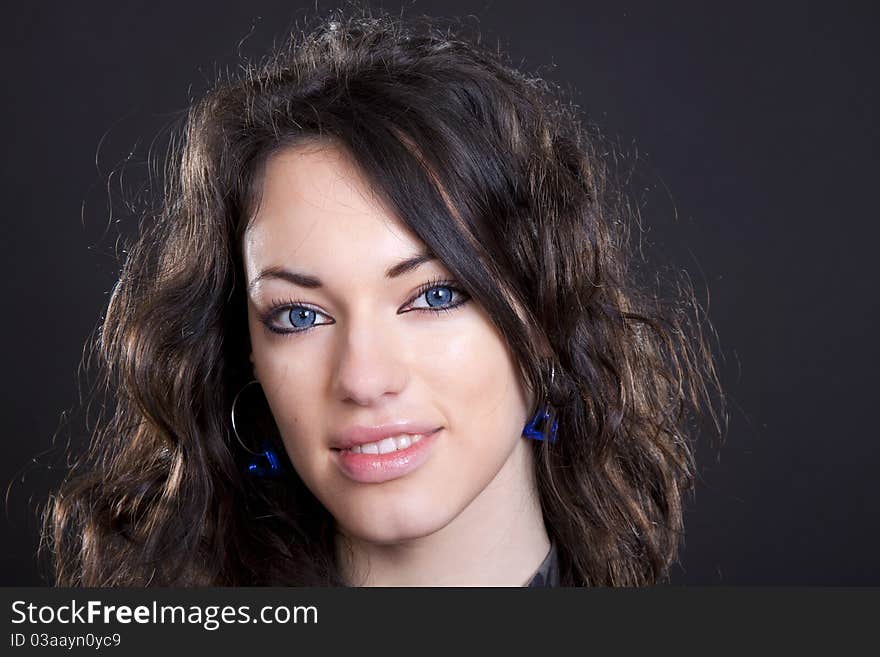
[410,283,467,311]
[427,287,451,307]
[260,279,469,336]
[287,307,318,329]
[262,301,333,335]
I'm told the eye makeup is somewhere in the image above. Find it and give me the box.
[257,276,471,336]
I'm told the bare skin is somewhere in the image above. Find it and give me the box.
[243,140,550,586]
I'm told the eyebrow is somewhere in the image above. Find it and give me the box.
[248,251,437,291]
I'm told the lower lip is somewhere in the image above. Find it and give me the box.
[332,428,442,484]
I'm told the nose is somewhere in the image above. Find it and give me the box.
[331,314,408,406]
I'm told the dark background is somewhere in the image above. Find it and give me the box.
[2,0,877,585]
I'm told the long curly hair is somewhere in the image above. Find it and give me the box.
[41,5,725,586]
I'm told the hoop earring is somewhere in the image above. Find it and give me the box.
[522,363,559,443]
[231,379,284,477]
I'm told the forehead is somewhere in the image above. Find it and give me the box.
[243,143,426,282]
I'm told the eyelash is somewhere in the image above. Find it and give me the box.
[259,276,471,336]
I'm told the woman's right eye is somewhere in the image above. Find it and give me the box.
[264,305,333,335]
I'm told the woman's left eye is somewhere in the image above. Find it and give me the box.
[409,282,470,312]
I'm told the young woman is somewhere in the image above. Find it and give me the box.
[43,7,724,587]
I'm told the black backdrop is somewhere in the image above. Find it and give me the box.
[2,0,877,585]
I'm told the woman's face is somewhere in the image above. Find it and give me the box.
[243,141,536,545]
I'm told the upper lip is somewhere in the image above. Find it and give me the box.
[331,421,441,450]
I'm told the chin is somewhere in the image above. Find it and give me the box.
[334,495,458,545]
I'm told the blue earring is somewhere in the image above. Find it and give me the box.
[522,364,559,443]
[245,441,284,478]
[231,380,285,478]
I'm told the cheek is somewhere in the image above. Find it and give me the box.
[416,316,520,412]
[258,362,331,500]
[248,325,326,462]
[426,318,532,490]
[444,320,530,429]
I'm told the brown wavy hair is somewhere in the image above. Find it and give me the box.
[41,4,725,586]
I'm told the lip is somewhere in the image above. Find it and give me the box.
[331,421,443,450]
[332,427,443,484]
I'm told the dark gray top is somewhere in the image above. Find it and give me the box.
[526,542,560,587]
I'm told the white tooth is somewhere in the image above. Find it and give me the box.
[377,437,398,454]
[349,433,429,455]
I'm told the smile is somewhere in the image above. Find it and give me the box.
[332,428,442,484]
[340,433,428,455]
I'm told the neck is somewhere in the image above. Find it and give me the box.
[335,438,551,586]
